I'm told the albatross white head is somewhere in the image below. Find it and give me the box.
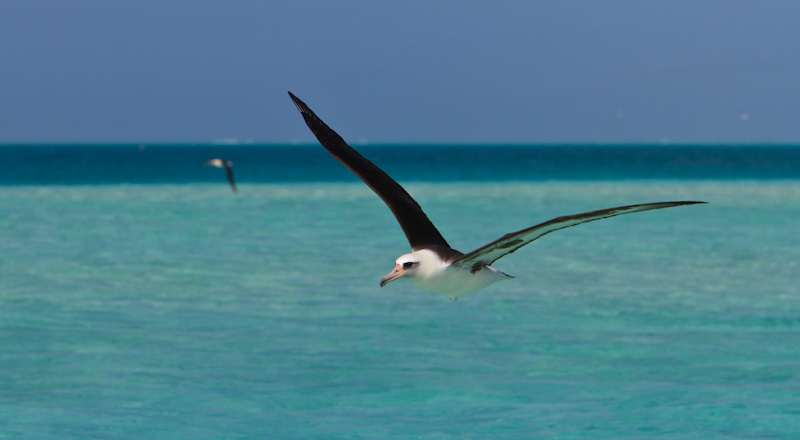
[380,250,444,287]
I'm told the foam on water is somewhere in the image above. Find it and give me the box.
[1,180,799,439]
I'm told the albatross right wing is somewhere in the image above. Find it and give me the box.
[289,92,451,251]
[223,165,238,193]
[451,201,706,272]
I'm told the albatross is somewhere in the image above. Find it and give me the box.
[288,92,705,301]
[204,158,238,193]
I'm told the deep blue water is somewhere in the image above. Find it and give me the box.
[4,144,800,184]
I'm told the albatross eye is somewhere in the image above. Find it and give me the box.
[402,262,416,269]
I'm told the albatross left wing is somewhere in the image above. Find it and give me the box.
[450,201,706,272]
[289,92,451,251]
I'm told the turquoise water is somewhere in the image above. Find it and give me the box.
[1,176,799,438]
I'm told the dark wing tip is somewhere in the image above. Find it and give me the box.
[674,201,709,207]
[288,91,311,117]
[288,91,331,133]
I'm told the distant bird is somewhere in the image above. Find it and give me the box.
[289,92,706,301]
[204,158,238,193]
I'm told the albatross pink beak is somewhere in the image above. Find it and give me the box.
[380,264,405,287]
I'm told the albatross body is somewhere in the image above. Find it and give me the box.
[380,248,513,299]
[204,158,238,193]
[289,92,705,301]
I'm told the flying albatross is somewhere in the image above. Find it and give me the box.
[204,158,238,193]
[289,92,705,301]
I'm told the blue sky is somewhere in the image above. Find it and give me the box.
[1,1,799,144]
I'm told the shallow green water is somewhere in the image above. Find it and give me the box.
[1,181,798,439]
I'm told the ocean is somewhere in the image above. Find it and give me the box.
[1,144,799,439]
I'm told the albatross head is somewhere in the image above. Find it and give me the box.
[379,250,447,288]
[203,158,233,169]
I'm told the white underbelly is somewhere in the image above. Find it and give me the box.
[407,265,510,299]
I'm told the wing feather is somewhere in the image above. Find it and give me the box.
[451,201,706,270]
[224,165,238,193]
[289,92,450,250]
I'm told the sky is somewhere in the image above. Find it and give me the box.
[1,1,799,144]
